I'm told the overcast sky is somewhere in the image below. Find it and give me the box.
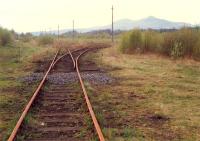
[0,0,200,33]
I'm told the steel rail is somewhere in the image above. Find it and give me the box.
[8,50,60,141]
[52,48,87,69]
[52,53,68,68]
[68,49,76,69]
[68,49,105,141]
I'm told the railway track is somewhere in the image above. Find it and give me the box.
[8,48,105,141]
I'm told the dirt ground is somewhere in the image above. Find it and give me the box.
[84,47,200,141]
[2,42,200,141]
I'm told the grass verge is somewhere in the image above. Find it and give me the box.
[87,47,200,140]
[0,44,56,140]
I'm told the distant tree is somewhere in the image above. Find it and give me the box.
[0,27,13,46]
[20,32,33,42]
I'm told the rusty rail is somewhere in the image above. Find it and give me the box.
[8,50,59,141]
[52,53,67,68]
[68,49,76,69]
[52,48,87,69]
[8,48,104,141]
[69,49,105,141]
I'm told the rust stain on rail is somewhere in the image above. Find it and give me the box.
[8,48,104,141]
[68,49,105,141]
[68,49,76,69]
[8,50,60,141]
[52,53,68,68]
[52,48,85,69]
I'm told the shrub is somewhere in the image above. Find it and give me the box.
[53,39,69,49]
[119,29,143,53]
[128,29,143,52]
[142,31,152,52]
[119,32,131,53]
[162,28,199,57]
[193,40,200,60]
[142,30,163,53]
[38,35,54,45]
[162,32,177,56]
[175,28,198,56]
[170,41,184,58]
[0,27,13,46]
[120,29,163,54]
[20,33,33,42]
[119,28,200,60]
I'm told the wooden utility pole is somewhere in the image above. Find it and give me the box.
[49,28,52,35]
[73,20,75,40]
[111,5,114,43]
[18,45,21,63]
[58,25,60,40]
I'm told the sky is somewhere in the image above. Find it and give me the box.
[0,0,200,33]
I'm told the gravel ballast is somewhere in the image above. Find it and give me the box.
[20,72,114,85]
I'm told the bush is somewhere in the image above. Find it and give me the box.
[38,35,54,45]
[193,40,200,60]
[142,30,163,53]
[170,41,184,58]
[162,32,177,56]
[175,28,198,56]
[0,27,13,46]
[119,32,131,53]
[119,28,200,60]
[120,29,163,54]
[129,29,143,51]
[20,33,33,42]
[162,28,199,57]
[119,29,142,53]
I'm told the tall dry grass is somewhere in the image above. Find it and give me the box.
[119,28,200,60]
[37,35,54,45]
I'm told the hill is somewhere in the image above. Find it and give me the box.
[32,16,192,35]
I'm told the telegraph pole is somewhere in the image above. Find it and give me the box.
[111,5,114,43]
[49,28,52,35]
[18,45,21,63]
[58,25,60,40]
[73,20,75,40]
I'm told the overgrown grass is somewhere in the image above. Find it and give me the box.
[91,47,200,140]
[119,28,200,60]
[0,43,56,140]
[37,35,54,45]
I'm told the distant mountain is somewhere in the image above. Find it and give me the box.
[32,16,192,35]
[131,16,191,29]
[92,19,136,31]
[100,16,191,30]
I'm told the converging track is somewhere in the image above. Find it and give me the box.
[8,48,105,141]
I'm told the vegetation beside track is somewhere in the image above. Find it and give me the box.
[2,24,200,140]
[0,40,109,140]
[119,28,200,60]
[89,47,200,140]
[0,43,56,140]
